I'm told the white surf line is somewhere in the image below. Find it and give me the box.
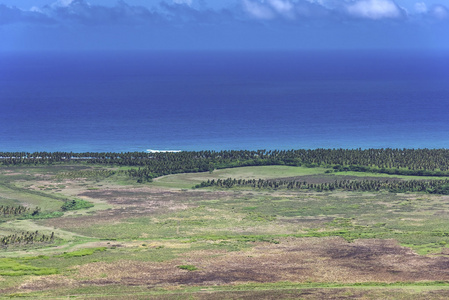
[146,149,182,153]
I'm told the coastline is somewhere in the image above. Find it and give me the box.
[146,149,182,153]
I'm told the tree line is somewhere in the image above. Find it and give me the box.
[0,205,40,217]
[195,178,449,195]
[2,149,449,181]
[1,231,54,248]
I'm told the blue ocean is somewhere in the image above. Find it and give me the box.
[1,50,448,152]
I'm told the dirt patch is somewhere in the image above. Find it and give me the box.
[1,172,23,176]
[79,187,232,204]
[79,288,449,300]
[18,237,449,293]
[151,289,449,300]
[76,237,449,285]
[19,275,77,291]
[42,188,233,228]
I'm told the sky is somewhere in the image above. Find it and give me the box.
[0,0,448,51]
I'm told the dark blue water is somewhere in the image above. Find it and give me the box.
[1,50,448,152]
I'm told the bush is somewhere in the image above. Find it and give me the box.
[177,265,198,271]
[57,247,106,258]
[61,199,94,211]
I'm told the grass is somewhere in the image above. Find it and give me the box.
[0,257,58,276]
[0,183,65,212]
[5,281,449,299]
[177,264,198,271]
[61,199,94,211]
[4,164,449,297]
[59,191,449,254]
[151,165,329,188]
[49,186,449,253]
[152,165,449,189]
[0,219,94,255]
[56,247,107,258]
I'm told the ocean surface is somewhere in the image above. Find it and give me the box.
[1,50,448,152]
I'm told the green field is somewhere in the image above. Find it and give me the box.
[2,163,449,299]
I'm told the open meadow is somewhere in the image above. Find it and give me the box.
[2,154,449,299]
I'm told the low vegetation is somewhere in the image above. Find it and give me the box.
[177,264,198,271]
[0,257,58,276]
[56,247,106,258]
[2,149,449,298]
[61,199,94,211]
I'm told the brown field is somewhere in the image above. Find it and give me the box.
[97,289,449,300]
[9,237,449,296]
[42,188,234,227]
[3,165,449,298]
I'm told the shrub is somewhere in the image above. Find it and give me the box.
[177,265,198,271]
[61,199,94,211]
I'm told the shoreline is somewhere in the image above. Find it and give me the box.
[146,149,182,153]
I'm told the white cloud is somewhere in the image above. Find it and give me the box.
[30,6,43,12]
[173,0,193,6]
[414,2,427,13]
[268,0,296,19]
[268,0,293,14]
[52,0,75,7]
[431,5,448,19]
[242,0,275,19]
[346,0,403,19]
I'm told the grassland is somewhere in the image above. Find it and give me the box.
[2,164,449,299]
